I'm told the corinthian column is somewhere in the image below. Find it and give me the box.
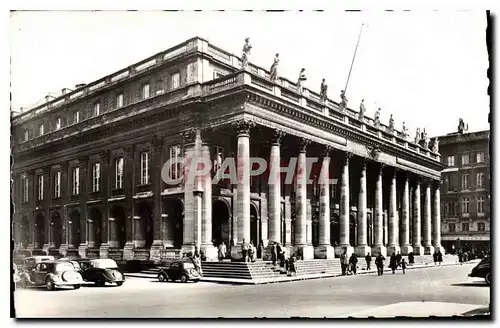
[432,182,444,254]
[201,142,217,261]
[230,119,255,260]
[400,176,413,255]
[335,153,354,257]
[412,180,424,255]
[371,164,386,257]
[294,138,314,259]
[268,130,284,244]
[355,160,371,256]
[315,147,335,259]
[422,181,434,255]
[387,170,400,255]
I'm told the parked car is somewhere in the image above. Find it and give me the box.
[157,261,201,283]
[20,256,55,272]
[469,256,491,285]
[79,259,125,286]
[19,260,86,291]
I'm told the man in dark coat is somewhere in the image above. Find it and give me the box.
[408,252,415,265]
[340,249,349,276]
[396,251,402,267]
[365,253,372,270]
[389,252,398,274]
[375,253,385,276]
[437,250,443,265]
[349,253,358,275]
[433,251,438,265]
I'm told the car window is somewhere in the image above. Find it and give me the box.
[183,262,195,269]
[37,263,48,272]
[170,263,180,268]
[55,262,76,272]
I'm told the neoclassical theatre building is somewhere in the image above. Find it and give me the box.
[11,37,446,262]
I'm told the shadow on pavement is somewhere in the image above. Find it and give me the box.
[450,282,489,287]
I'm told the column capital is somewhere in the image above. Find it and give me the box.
[182,128,198,144]
[271,129,286,145]
[344,152,353,164]
[322,145,333,157]
[366,145,381,161]
[232,119,255,136]
[299,138,311,152]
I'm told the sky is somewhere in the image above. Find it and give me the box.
[9,10,490,137]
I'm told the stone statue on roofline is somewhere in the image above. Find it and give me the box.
[458,118,465,134]
[297,68,307,94]
[320,79,328,102]
[374,107,381,127]
[241,37,252,69]
[339,90,348,111]
[388,114,395,133]
[359,99,366,121]
[432,137,439,153]
[422,129,430,149]
[401,121,409,139]
[269,53,279,81]
[415,128,421,144]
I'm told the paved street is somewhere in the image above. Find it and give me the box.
[14,262,489,318]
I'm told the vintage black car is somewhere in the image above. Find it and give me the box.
[469,256,491,285]
[79,259,125,286]
[157,261,200,283]
[19,260,86,290]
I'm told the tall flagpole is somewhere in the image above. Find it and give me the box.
[344,23,366,95]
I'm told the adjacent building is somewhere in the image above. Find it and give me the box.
[437,124,490,253]
[11,37,445,263]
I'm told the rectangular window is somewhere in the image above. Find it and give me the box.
[447,155,455,167]
[24,129,29,141]
[477,196,485,214]
[92,163,100,192]
[461,197,470,214]
[23,176,28,203]
[476,172,484,187]
[461,174,469,190]
[213,71,224,79]
[478,222,485,232]
[171,72,180,89]
[115,157,124,189]
[73,111,80,124]
[462,153,469,165]
[142,83,150,99]
[140,152,150,185]
[169,145,182,181]
[476,152,485,163]
[93,103,100,116]
[461,223,469,232]
[449,223,455,233]
[55,117,61,130]
[39,124,44,136]
[54,171,61,198]
[38,175,44,200]
[72,167,79,195]
[116,93,124,108]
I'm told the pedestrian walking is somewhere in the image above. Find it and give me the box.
[375,253,385,276]
[218,241,226,262]
[349,253,358,275]
[277,242,285,268]
[396,251,402,267]
[433,251,438,265]
[340,249,349,276]
[389,252,398,274]
[288,253,297,276]
[192,248,203,276]
[437,250,443,266]
[241,238,249,262]
[401,258,407,274]
[257,240,264,259]
[408,252,415,266]
[365,253,372,270]
[271,242,278,266]
[248,241,255,262]
[458,251,463,265]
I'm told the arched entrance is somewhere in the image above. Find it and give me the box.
[50,212,62,248]
[330,213,340,247]
[349,214,357,247]
[250,203,259,245]
[20,215,29,248]
[212,199,231,247]
[163,199,184,248]
[88,208,103,248]
[110,205,127,248]
[136,202,154,248]
[35,213,45,248]
[69,210,81,247]
[312,210,320,246]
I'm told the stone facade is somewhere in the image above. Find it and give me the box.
[11,37,445,263]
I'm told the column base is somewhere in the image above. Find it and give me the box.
[59,244,69,256]
[400,245,413,256]
[335,245,354,258]
[134,240,146,248]
[201,244,218,262]
[78,244,89,258]
[294,245,315,260]
[371,245,387,257]
[386,245,401,256]
[123,242,135,261]
[355,245,372,257]
[99,243,110,259]
[314,245,335,259]
[150,241,164,264]
[423,245,435,255]
[412,245,424,255]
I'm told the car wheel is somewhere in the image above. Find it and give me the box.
[180,275,188,283]
[20,277,28,288]
[485,273,491,285]
[73,284,81,290]
[116,281,123,287]
[46,279,55,291]
[158,273,168,282]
